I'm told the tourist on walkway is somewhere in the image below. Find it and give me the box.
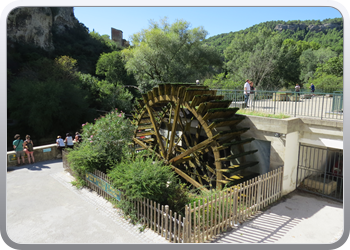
[249,81,255,107]
[64,133,74,149]
[74,132,82,143]
[244,79,251,108]
[56,135,65,153]
[310,83,315,96]
[295,83,301,96]
[13,134,25,166]
[23,135,35,164]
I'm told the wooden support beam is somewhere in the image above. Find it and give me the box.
[169,134,220,163]
[167,98,182,160]
[145,103,166,158]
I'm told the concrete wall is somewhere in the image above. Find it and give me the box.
[7,143,62,167]
[237,116,343,195]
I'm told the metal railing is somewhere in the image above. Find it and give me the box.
[296,144,343,202]
[215,89,343,120]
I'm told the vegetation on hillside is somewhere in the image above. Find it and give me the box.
[203,18,343,91]
[7,16,343,149]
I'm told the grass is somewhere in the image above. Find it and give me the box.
[236,109,290,119]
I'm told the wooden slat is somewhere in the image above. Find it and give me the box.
[216,138,255,150]
[208,116,245,130]
[202,108,239,121]
[190,95,224,108]
[216,150,258,162]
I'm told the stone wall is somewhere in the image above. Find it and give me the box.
[7,143,63,167]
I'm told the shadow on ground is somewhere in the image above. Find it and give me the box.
[6,159,62,172]
[210,190,343,243]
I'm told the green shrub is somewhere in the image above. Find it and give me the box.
[107,152,192,216]
[67,109,135,177]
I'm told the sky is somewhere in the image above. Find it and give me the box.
[74,6,343,42]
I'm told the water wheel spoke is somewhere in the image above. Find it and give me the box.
[167,99,182,160]
[134,84,258,190]
[169,134,220,163]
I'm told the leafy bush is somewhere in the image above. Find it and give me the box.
[67,109,135,177]
[107,152,192,216]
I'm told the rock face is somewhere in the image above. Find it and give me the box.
[274,23,341,33]
[7,7,78,51]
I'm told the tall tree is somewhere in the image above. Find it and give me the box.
[96,51,137,86]
[122,18,222,91]
[224,28,294,89]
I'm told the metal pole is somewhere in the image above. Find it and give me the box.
[296,143,301,190]
[273,92,276,115]
[322,148,329,195]
[294,93,297,117]
[321,95,325,120]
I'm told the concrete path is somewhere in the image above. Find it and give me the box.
[5,160,345,246]
[6,160,168,244]
[211,190,344,244]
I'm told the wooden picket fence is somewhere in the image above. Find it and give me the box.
[62,153,284,243]
[184,167,284,243]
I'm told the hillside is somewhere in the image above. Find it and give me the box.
[204,18,343,58]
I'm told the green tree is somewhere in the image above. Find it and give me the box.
[122,18,222,89]
[299,47,337,83]
[307,55,343,93]
[224,28,292,89]
[96,51,137,86]
[77,72,134,113]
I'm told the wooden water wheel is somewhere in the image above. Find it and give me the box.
[131,84,259,191]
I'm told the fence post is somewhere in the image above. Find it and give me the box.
[294,93,297,117]
[273,92,276,115]
[165,205,169,240]
[321,94,325,120]
[184,205,188,243]
[257,176,261,210]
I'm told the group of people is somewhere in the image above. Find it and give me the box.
[56,132,82,153]
[244,79,255,108]
[12,132,83,166]
[12,134,35,166]
[295,83,315,96]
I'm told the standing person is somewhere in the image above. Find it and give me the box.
[309,83,315,96]
[295,83,301,96]
[249,81,255,107]
[244,79,251,108]
[196,80,200,85]
[23,135,35,164]
[74,132,82,143]
[64,133,74,149]
[13,134,25,166]
[56,135,65,154]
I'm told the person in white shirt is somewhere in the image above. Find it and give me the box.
[64,133,74,149]
[56,135,65,154]
[244,79,251,107]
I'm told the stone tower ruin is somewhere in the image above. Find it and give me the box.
[111,27,123,47]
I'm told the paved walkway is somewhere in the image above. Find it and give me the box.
[5,160,345,246]
[6,160,168,244]
[211,190,344,244]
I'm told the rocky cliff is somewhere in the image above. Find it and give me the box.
[7,7,79,51]
[274,23,341,33]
